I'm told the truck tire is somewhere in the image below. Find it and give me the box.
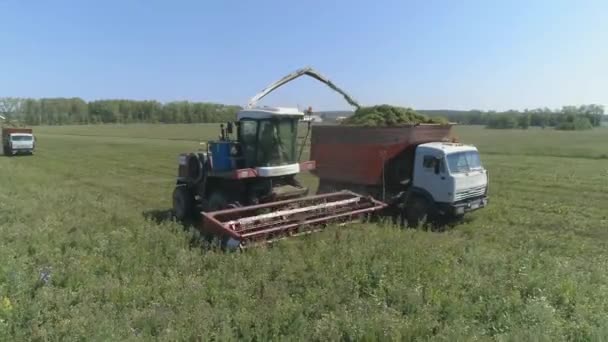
[173,186,194,221]
[405,195,431,228]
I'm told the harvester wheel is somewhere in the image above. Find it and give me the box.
[173,185,194,221]
[205,191,229,212]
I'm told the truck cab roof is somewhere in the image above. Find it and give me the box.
[237,106,304,120]
[418,142,479,156]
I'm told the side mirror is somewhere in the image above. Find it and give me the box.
[226,122,234,134]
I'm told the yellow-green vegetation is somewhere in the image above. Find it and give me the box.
[0,124,607,340]
[342,105,447,126]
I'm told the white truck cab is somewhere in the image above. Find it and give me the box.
[413,142,488,216]
[2,129,35,156]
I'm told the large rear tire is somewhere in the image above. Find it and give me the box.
[173,185,194,221]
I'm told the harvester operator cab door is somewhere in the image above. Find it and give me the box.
[239,119,258,168]
[238,118,298,168]
[257,120,280,166]
[413,148,451,203]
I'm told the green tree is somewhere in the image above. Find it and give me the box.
[518,113,531,129]
[486,114,518,129]
[0,97,23,123]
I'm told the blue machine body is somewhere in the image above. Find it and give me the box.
[209,141,234,172]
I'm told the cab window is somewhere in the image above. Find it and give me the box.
[239,120,257,167]
[423,155,436,169]
[423,155,444,174]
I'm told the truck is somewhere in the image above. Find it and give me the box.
[2,127,35,156]
[311,124,489,226]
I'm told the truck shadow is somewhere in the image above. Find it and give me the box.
[1,151,34,157]
[378,209,466,233]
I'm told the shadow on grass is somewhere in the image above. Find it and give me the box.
[2,153,34,157]
[376,207,466,233]
[142,207,467,254]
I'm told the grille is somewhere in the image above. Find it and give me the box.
[454,185,486,201]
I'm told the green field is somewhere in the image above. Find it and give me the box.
[1,124,607,340]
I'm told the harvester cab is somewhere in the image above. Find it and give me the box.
[172,68,386,248]
[174,106,314,216]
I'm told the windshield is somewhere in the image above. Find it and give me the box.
[239,118,298,167]
[11,135,33,142]
[257,119,297,166]
[446,151,483,174]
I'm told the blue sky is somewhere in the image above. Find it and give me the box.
[1,0,606,111]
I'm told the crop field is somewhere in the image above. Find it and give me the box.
[1,124,607,340]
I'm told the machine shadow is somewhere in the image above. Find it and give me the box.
[143,205,465,251]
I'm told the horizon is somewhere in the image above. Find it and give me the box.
[4,97,605,115]
[1,1,607,112]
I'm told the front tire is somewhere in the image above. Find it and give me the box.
[173,185,194,221]
[405,195,431,228]
[205,191,229,211]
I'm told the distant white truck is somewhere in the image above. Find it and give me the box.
[2,127,35,155]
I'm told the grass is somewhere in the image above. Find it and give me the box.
[1,124,607,340]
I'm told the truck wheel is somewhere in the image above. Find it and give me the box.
[173,186,194,221]
[405,196,430,228]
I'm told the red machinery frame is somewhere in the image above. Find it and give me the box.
[202,190,387,247]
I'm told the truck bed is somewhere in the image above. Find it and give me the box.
[2,127,33,136]
[310,124,453,186]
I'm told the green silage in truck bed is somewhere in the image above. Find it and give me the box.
[342,105,447,126]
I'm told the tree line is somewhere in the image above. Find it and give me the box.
[0,97,240,125]
[421,105,605,130]
[1,97,605,130]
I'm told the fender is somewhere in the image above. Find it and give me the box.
[387,186,436,209]
[407,186,436,206]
